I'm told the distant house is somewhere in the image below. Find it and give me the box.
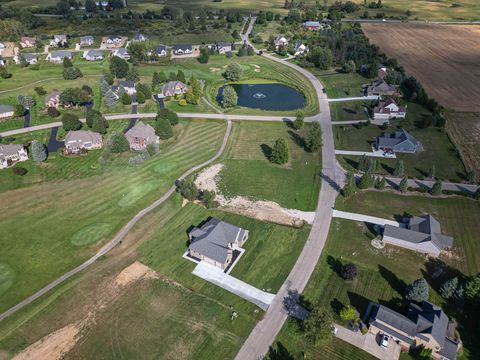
[15,53,39,65]
[79,36,94,46]
[0,105,14,119]
[303,21,321,30]
[133,33,148,42]
[0,42,5,50]
[373,98,407,121]
[378,64,388,79]
[376,128,422,154]
[0,56,4,66]
[173,44,193,55]
[46,50,72,64]
[20,36,36,48]
[274,35,288,49]
[124,121,159,151]
[118,81,136,95]
[188,218,249,270]
[0,144,28,169]
[382,214,453,257]
[45,91,61,108]
[367,79,398,96]
[51,34,67,47]
[112,47,129,59]
[64,130,103,154]
[294,41,308,55]
[216,42,232,54]
[160,81,188,97]
[106,35,122,45]
[368,301,459,360]
[83,49,104,61]
[156,44,167,57]
[95,1,110,8]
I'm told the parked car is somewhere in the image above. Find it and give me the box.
[331,325,338,335]
[381,334,390,348]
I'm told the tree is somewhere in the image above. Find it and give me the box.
[136,91,146,104]
[159,71,167,83]
[34,86,47,96]
[247,45,255,56]
[428,165,436,179]
[198,47,210,63]
[157,108,179,126]
[339,305,358,321]
[110,56,129,78]
[464,274,480,303]
[308,47,333,70]
[86,109,103,128]
[155,116,173,140]
[224,62,243,81]
[357,171,374,189]
[31,141,47,162]
[393,159,405,176]
[85,0,97,13]
[342,171,356,198]
[136,83,152,99]
[126,67,139,82]
[121,93,132,105]
[200,190,218,209]
[108,133,129,153]
[176,70,186,83]
[91,114,109,134]
[60,87,91,107]
[104,89,119,107]
[63,56,73,68]
[168,71,177,81]
[341,263,358,281]
[342,60,356,73]
[293,110,304,130]
[304,307,333,345]
[405,278,429,302]
[398,176,408,193]
[440,277,459,300]
[47,106,60,118]
[307,123,322,152]
[127,42,147,64]
[430,179,442,196]
[13,104,26,117]
[63,67,83,80]
[375,176,386,190]
[152,71,162,89]
[221,85,238,108]
[62,113,82,131]
[357,154,369,172]
[176,179,199,201]
[270,138,289,165]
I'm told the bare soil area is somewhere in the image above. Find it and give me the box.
[362,23,480,112]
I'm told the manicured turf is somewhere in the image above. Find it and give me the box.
[0,119,227,313]
[330,101,371,121]
[70,223,115,246]
[218,121,321,211]
[314,70,369,99]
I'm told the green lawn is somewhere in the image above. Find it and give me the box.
[0,119,227,313]
[218,121,321,211]
[330,101,371,121]
[314,70,368,99]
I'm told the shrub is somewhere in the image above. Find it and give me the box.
[108,133,129,153]
[121,93,132,105]
[223,62,243,81]
[339,305,358,321]
[13,167,28,176]
[200,190,218,209]
[293,110,304,130]
[307,123,322,152]
[47,106,60,118]
[155,116,173,140]
[63,67,83,80]
[178,99,187,106]
[62,113,82,131]
[136,91,146,104]
[31,141,48,162]
[341,263,358,280]
[157,108,179,126]
[176,179,198,201]
[270,138,289,165]
[34,86,47,96]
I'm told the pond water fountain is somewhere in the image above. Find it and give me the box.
[252,93,267,99]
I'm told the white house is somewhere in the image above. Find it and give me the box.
[373,98,407,121]
[83,50,104,61]
[0,144,28,169]
[118,81,136,95]
[274,35,288,49]
[216,42,232,54]
[14,53,39,65]
[106,35,122,45]
[156,44,167,57]
[50,34,67,47]
[46,50,72,64]
[80,36,94,46]
[112,48,129,60]
[133,33,148,42]
[0,105,14,119]
[294,42,308,56]
[173,44,193,55]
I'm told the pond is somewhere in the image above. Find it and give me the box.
[217,83,305,111]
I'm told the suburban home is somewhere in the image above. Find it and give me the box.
[173,44,193,55]
[119,81,136,95]
[79,36,94,46]
[0,144,28,169]
[376,128,422,154]
[382,214,453,257]
[0,105,14,119]
[216,42,232,54]
[46,50,72,64]
[188,218,249,270]
[155,44,167,57]
[367,79,398,97]
[0,56,4,66]
[106,35,123,45]
[20,36,36,48]
[44,91,61,108]
[95,1,110,8]
[374,98,407,120]
[274,35,288,49]
[51,34,67,47]
[368,301,459,360]
[378,64,388,79]
[303,21,321,30]
[64,130,103,154]
[15,53,39,65]
[160,81,188,97]
[294,42,308,56]
[112,47,129,59]
[83,49,104,61]
[124,121,159,151]
[133,33,148,42]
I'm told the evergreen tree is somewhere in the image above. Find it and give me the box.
[126,67,140,82]
[342,171,356,198]
[108,133,129,153]
[91,114,108,134]
[63,57,73,68]
[155,116,173,140]
[157,108,179,126]
[357,171,374,189]
[398,176,408,193]
[62,113,82,131]
[31,141,48,162]
[136,91,146,104]
[405,278,429,302]
[221,85,238,108]
[375,176,386,190]
[176,70,186,83]
[430,179,442,196]
[293,110,304,130]
[86,109,103,128]
[393,159,405,177]
[304,307,334,346]
[358,154,369,172]
[110,56,129,78]
[159,71,167,83]
[270,138,289,165]
[307,123,322,152]
[198,47,210,63]
[152,71,162,89]
[121,92,132,105]
[440,277,459,300]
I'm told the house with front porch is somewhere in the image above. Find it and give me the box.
[83,50,104,61]
[112,47,129,60]
[374,98,407,121]
[173,44,193,55]
[274,35,288,49]
[0,144,28,169]
[46,50,72,64]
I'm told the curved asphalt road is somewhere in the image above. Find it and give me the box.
[0,120,232,322]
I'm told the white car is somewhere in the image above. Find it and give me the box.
[331,326,338,335]
[381,334,390,348]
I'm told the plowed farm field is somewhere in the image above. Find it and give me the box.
[362,23,480,112]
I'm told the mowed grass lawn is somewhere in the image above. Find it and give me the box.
[330,100,372,121]
[313,70,368,99]
[0,119,227,313]
[218,121,321,211]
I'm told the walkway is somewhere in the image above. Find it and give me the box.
[331,119,369,125]
[0,120,233,322]
[332,210,400,227]
[335,324,401,360]
[192,262,275,311]
[328,95,379,102]
[335,149,396,159]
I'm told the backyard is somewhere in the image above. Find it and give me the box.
[313,70,368,99]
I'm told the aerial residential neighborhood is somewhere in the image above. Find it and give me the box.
[0,1,479,360]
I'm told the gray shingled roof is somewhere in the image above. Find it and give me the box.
[50,50,72,59]
[377,128,421,152]
[65,130,102,145]
[156,44,167,53]
[173,44,192,52]
[23,53,38,62]
[408,302,449,348]
[85,50,103,58]
[125,121,156,141]
[80,36,94,43]
[0,105,13,114]
[161,81,187,95]
[188,218,244,263]
[0,144,24,157]
[119,80,135,88]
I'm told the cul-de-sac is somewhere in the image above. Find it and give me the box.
[0,1,479,359]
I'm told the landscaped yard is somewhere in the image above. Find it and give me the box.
[313,70,368,99]
[330,100,371,122]
[218,121,321,211]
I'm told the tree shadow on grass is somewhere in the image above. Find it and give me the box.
[380,161,394,175]
[421,258,464,293]
[378,265,406,295]
[330,298,345,315]
[343,157,359,171]
[260,143,272,161]
[414,167,428,178]
[327,255,343,278]
[266,342,295,360]
[347,291,371,318]
[287,130,306,151]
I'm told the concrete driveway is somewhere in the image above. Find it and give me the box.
[335,325,401,360]
[332,210,400,227]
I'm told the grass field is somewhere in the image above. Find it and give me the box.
[0,119,227,313]
[218,121,321,211]
[313,70,368,99]
[330,101,371,121]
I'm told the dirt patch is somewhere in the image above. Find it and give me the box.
[12,324,79,360]
[362,23,480,112]
[195,164,314,227]
[209,67,221,72]
[115,261,159,287]
[0,42,15,58]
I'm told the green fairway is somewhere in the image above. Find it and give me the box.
[70,223,115,246]
[0,119,227,313]
[0,264,15,297]
[218,121,321,210]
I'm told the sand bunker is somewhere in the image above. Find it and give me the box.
[115,261,159,287]
[195,164,314,227]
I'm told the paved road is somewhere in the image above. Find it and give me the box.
[332,210,400,227]
[328,95,379,102]
[0,120,232,322]
[235,17,343,360]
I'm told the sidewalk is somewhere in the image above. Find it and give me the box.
[332,210,400,227]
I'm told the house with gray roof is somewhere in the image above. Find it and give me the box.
[374,98,407,121]
[106,35,122,44]
[80,36,94,46]
[173,44,193,55]
[50,34,67,47]
[133,33,148,42]
[367,79,399,97]
[46,50,72,64]
[160,81,188,97]
[382,214,453,257]
[376,128,422,154]
[188,218,249,270]
[216,42,232,54]
[83,49,104,61]
[18,53,39,65]
[155,44,167,57]
[0,144,28,169]
[124,121,159,150]
[64,130,103,154]
[0,105,14,119]
[112,47,129,60]
[368,301,459,359]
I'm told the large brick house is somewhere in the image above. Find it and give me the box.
[124,122,159,151]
